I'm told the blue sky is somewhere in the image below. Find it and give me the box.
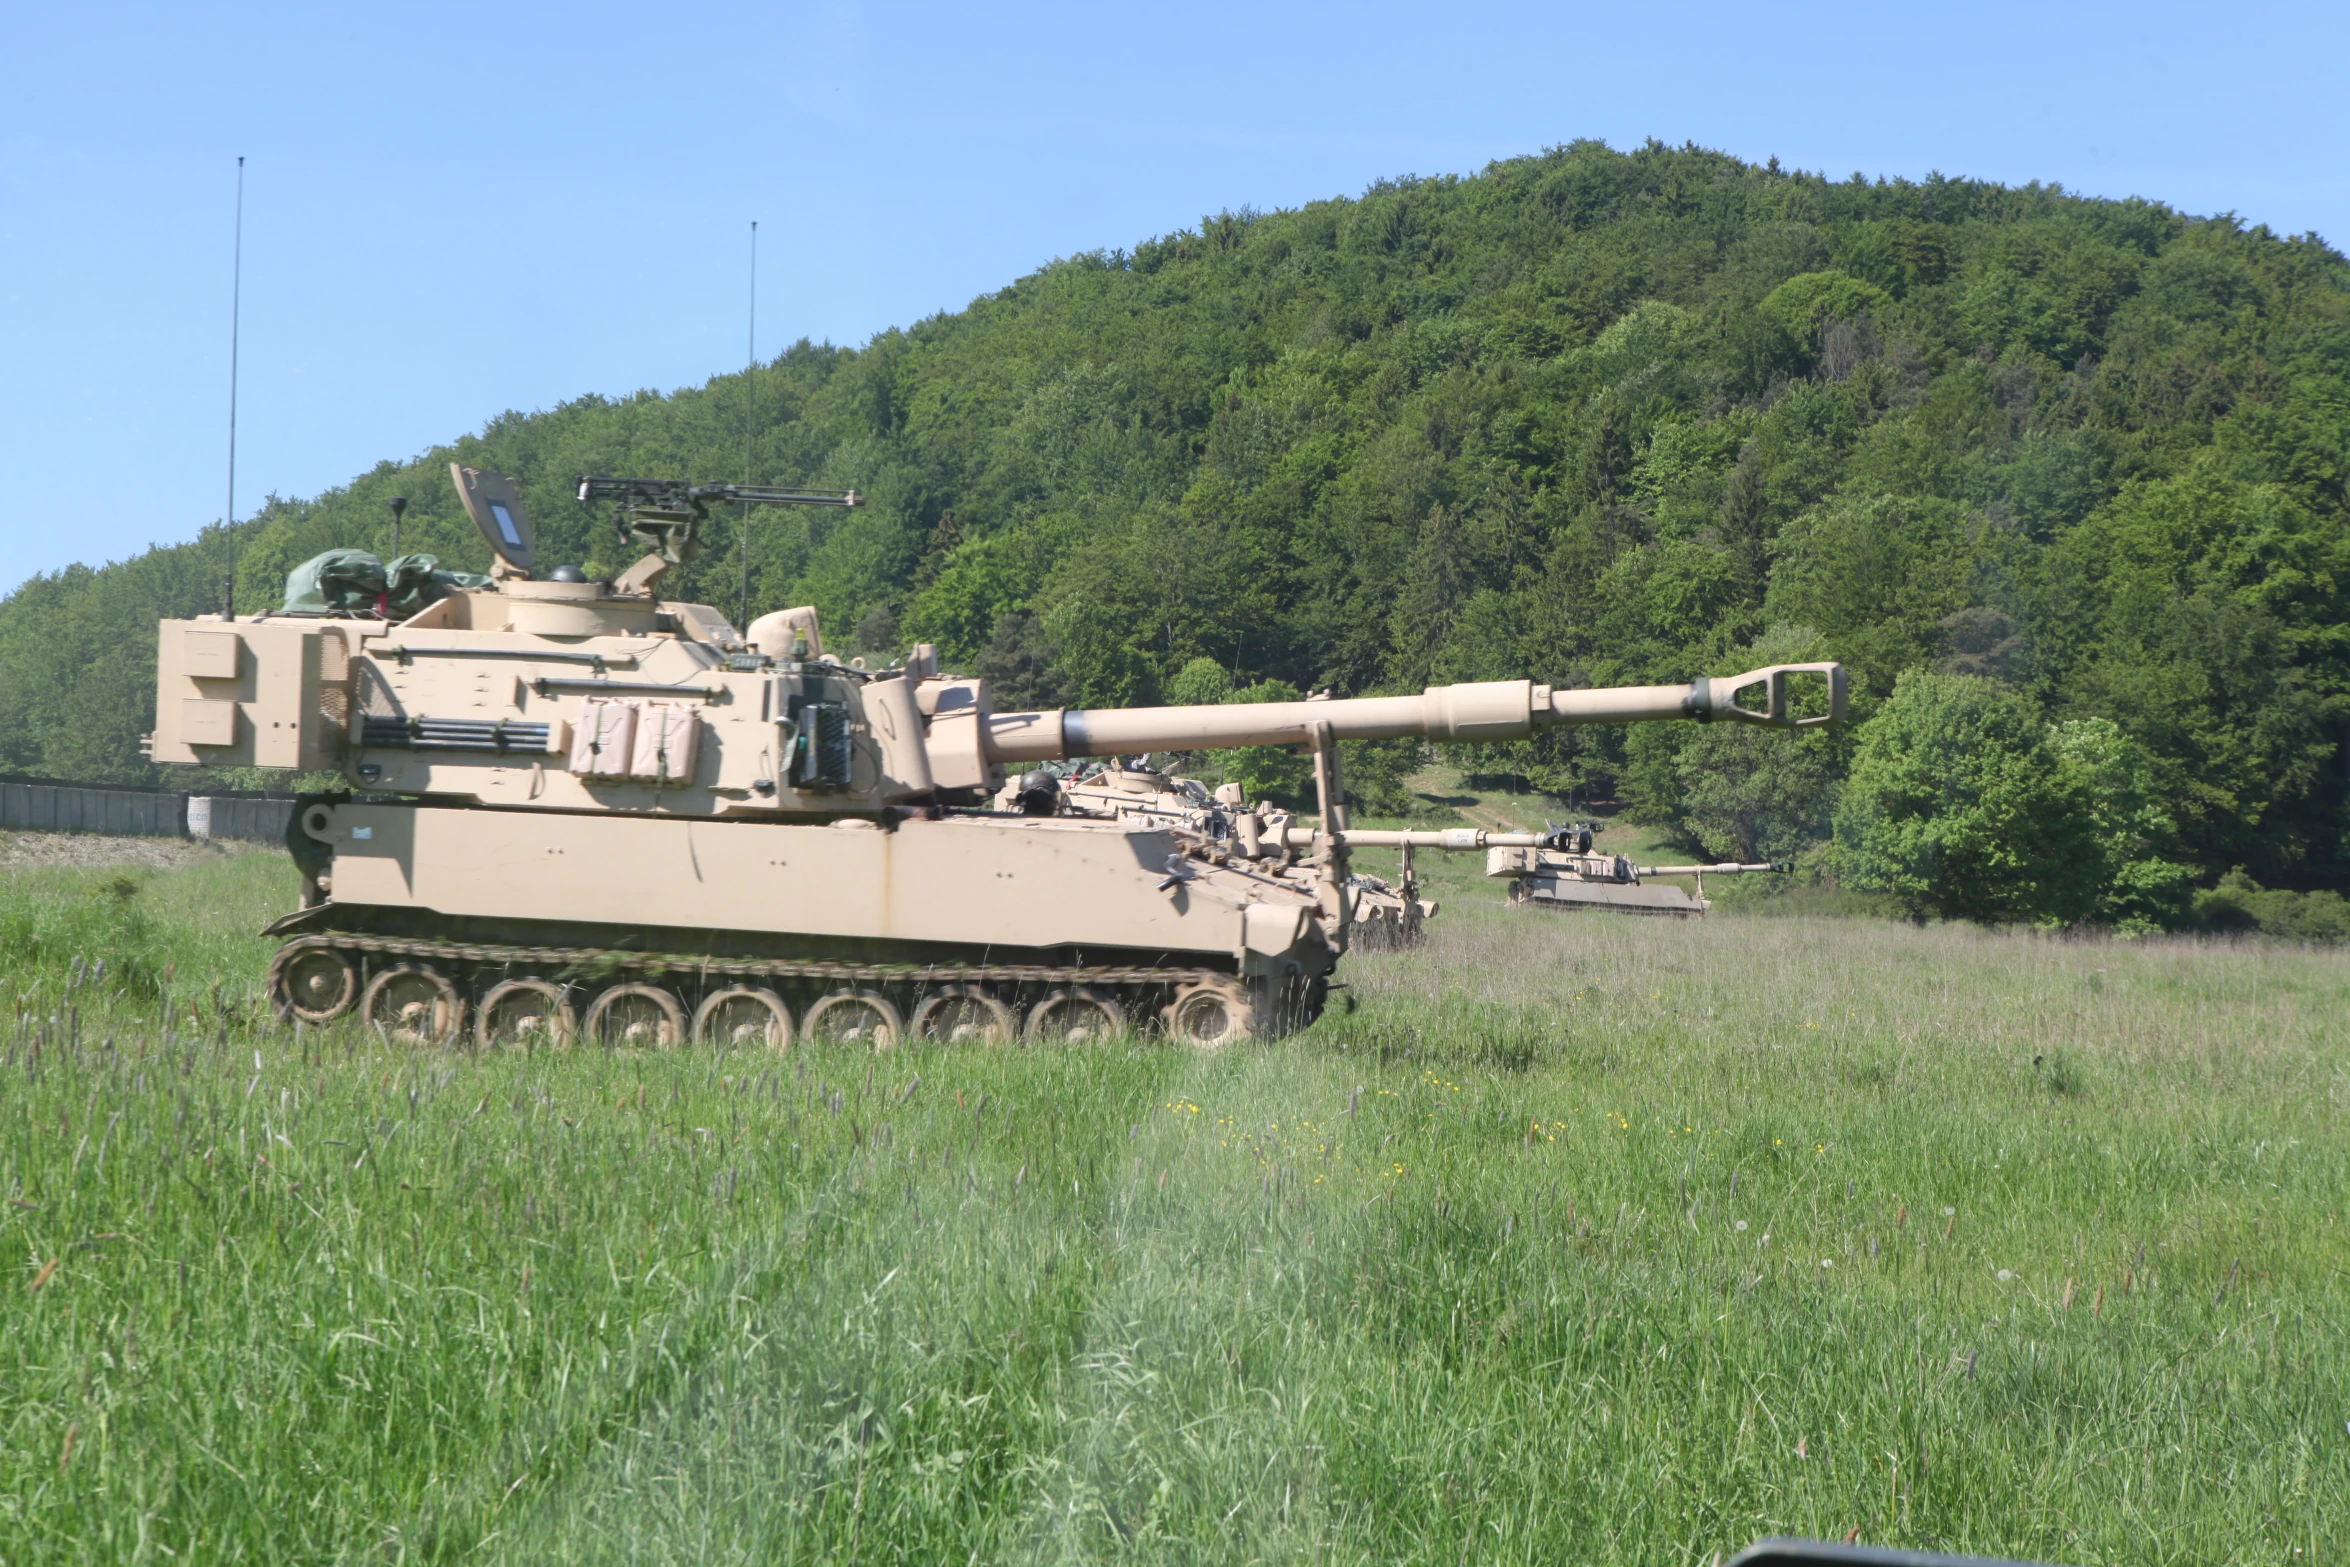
[3,1,2341,589]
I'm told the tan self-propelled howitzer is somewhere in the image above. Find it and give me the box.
[1273,824,1785,919]
[1485,831,1785,916]
[1038,768,1430,949]
[148,466,1844,1049]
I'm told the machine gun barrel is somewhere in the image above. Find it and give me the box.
[574,476,862,509]
[983,663,1845,765]
[712,483,864,508]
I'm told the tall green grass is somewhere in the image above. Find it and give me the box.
[0,854,2344,1564]
[0,850,291,1007]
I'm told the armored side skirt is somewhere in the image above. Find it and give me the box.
[1514,877,1708,917]
[306,800,1317,970]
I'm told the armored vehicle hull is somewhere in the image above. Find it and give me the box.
[271,800,1329,1048]
[1485,844,1783,917]
[1504,872,1712,917]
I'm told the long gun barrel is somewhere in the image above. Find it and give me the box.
[1638,862,1784,877]
[982,663,1845,766]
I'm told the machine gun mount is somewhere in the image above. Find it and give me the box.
[575,476,863,589]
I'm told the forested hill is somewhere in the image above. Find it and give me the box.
[6,139,2349,918]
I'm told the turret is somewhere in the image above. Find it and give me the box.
[145,466,1844,835]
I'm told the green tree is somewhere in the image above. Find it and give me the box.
[1760,271,1895,367]
[2035,454,2350,884]
[1034,540,1163,708]
[1166,657,1235,706]
[1622,624,1841,858]
[1833,672,2105,924]
[1765,492,1974,699]
[2192,870,2350,940]
[2041,717,2198,931]
[1675,627,1844,862]
[1673,724,1838,862]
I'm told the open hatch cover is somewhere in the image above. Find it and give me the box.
[450,463,535,578]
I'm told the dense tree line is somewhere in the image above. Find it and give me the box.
[5,140,2346,924]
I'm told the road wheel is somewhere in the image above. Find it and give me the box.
[1023,987,1125,1044]
[694,986,794,1050]
[584,983,686,1048]
[802,989,902,1050]
[271,940,356,1022]
[475,979,576,1049]
[1163,978,1256,1049]
[910,985,1015,1045]
[361,963,464,1048]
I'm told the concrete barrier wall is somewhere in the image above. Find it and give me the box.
[0,780,184,837]
[0,780,298,843]
[188,796,298,843]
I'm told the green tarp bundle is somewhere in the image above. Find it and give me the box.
[281,551,490,617]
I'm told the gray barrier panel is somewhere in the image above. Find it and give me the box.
[0,782,298,843]
[199,797,296,843]
[0,781,182,837]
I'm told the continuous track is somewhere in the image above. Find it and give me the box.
[265,933,1315,1050]
[279,931,1224,990]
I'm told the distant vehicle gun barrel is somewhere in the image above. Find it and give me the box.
[1281,827,1550,851]
[1637,861,1787,877]
[981,662,1847,766]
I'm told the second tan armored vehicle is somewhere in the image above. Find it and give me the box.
[1258,822,1782,919]
[147,465,1844,1049]
[1484,831,1783,915]
[1032,765,1435,948]
[1289,823,1785,915]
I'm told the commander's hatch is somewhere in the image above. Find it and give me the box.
[449,464,535,580]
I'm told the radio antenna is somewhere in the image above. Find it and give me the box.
[739,219,757,633]
[223,155,246,620]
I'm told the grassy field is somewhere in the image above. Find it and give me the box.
[0,842,2345,1564]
